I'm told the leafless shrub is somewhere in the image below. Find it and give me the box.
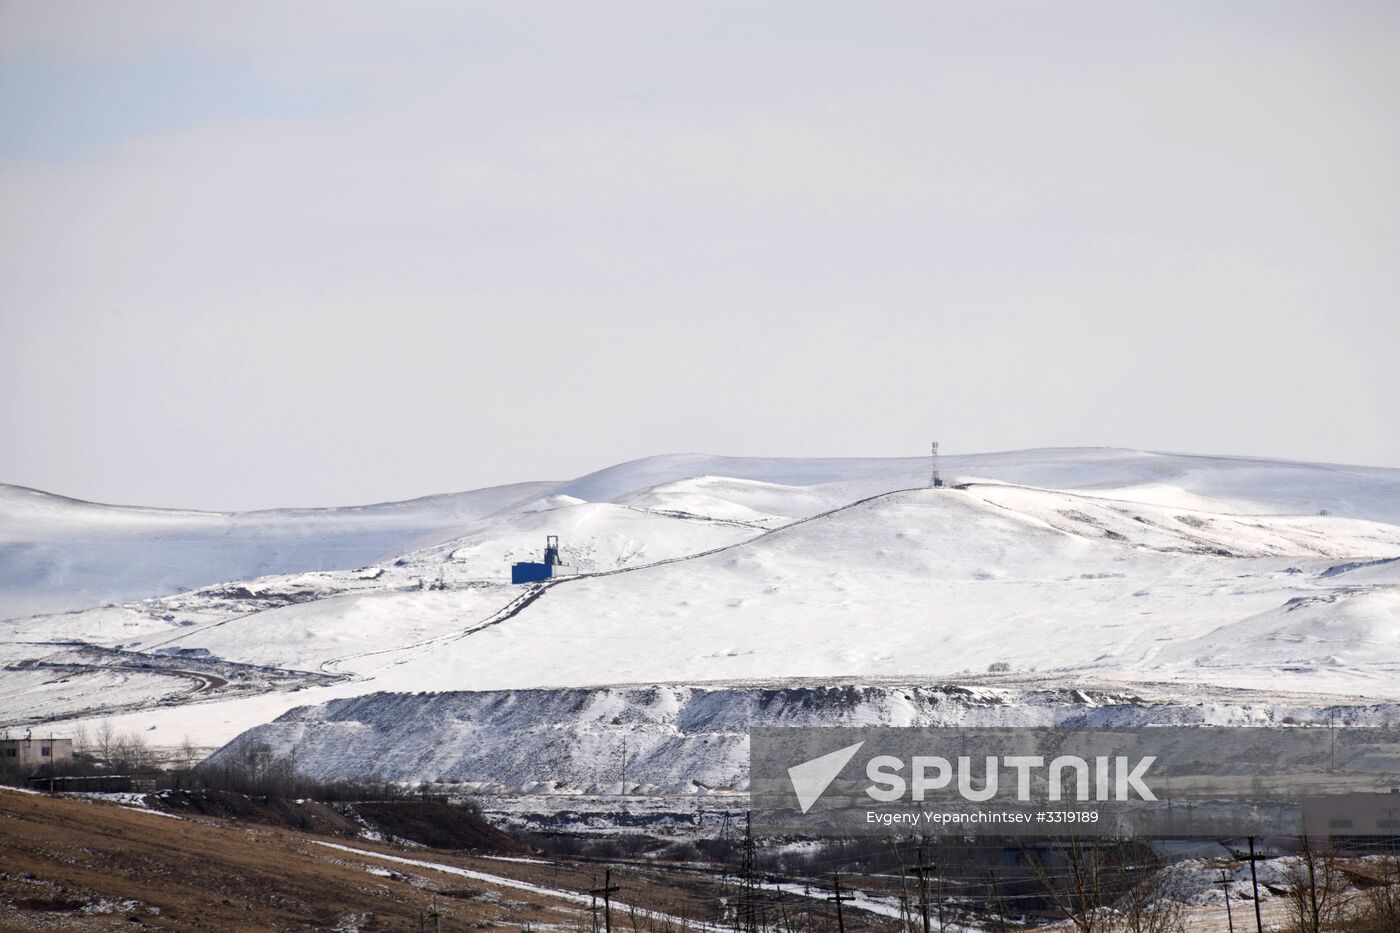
[1282,837,1352,933]
[1027,837,1183,933]
[1114,865,1186,933]
[1330,855,1400,933]
[110,732,158,772]
[95,719,117,763]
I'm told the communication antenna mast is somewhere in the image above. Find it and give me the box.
[930,441,944,488]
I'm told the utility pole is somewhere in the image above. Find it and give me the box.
[898,862,912,933]
[718,807,736,929]
[987,868,1007,933]
[1247,837,1263,933]
[591,868,621,933]
[1330,707,1337,772]
[739,812,758,933]
[1217,869,1235,933]
[913,849,932,933]
[828,873,851,933]
[890,838,911,933]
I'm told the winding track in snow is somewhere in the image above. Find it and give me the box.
[315,486,932,679]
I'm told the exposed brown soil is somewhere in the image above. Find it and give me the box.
[0,789,571,931]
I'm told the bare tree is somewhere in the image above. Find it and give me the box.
[95,719,116,764]
[72,722,90,756]
[111,731,157,772]
[1114,865,1186,933]
[178,735,201,771]
[1027,838,1183,933]
[1027,837,1114,933]
[1352,856,1400,932]
[1282,836,1351,933]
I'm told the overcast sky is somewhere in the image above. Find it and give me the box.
[2,1,1397,511]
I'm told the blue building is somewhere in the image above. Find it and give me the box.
[511,535,573,584]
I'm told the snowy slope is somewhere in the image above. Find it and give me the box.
[0,495,764,731]
[615,475,905,526]
[549,453,929,502]
[241,484,1400,699]
[0,481,555,620]
[7,446,1398,623]
[390,496,760,574]
[102,501,760,674]
[214,683,1400,790]
[4,447,1400,752]
[551,448,1400,526]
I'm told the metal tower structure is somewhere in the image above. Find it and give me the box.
[930,441,944,488]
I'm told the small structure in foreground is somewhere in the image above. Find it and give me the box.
[1,736,73,770]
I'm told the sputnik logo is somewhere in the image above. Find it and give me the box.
[788,741,864,813]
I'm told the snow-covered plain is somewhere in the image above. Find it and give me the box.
[3,447,1400,756]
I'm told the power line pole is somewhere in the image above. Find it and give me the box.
[1247,837,1263,933]
[1217,869,1235,933]
[828,873,851,933]
[740,812,758,933]
[1330,707,1337,772]
[890,838,912,933]
[914,849,932,933]
[987,868,1008,933]
[591,868,621,933]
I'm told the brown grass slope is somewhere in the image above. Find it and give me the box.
[0,789,566,931]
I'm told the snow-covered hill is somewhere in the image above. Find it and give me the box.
[350,483,1400,697]
[3,447,1400,755]
[0,481,555,619]
[549,448,1400,526]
